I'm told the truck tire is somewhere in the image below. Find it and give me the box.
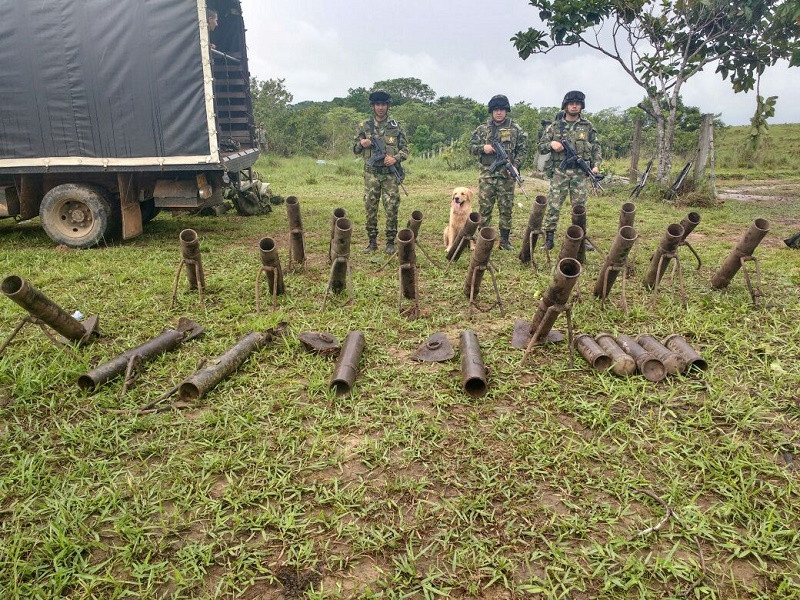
[140,198,161,224]
[40,184,120,248]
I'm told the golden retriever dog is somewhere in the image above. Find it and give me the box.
[443,187,474,252]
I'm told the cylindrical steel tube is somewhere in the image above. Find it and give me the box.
[557,225,584,263]
[595,333,636,376]
[518,195,548,264]
[179,229,205,290]
[643,223,684,289]
[407,210,423,239]
[463,227,496,298]
[711,218,770,289]
[2,275,87,341]
[286,196,305,265]
[397,229,417,300]
[259,237,285,295]
[636,334,685,375]
[678,212,701,242]
[571,205,587,264]
[663,334,708,372]
[460,330,487,398]
[616,334,666,382]
[329,207,347,261]
[179,331,274,401]
[619,202,636,229]
[329,217,352,294]
[575,334,612,372]
[593,226,637,298]
[530,258,582,340]
[329,331,365,395]
[446,211,481,262]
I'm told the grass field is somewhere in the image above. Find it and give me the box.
[1,155,799,599]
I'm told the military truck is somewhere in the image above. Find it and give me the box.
[0,0,263,248]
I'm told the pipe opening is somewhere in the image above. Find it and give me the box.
[619,226,637,241]
[333,207,346,219]
[330,380,351,395]
[641,358,666,382]
[179,229,198,243]
[479,227,496,242]
[464,377,487,398]
[566,225,583,240]
[286,196,298,205]
[754,218,770,231]
[259,237,275,252]
[572,205,586,216]
[535,195,548,206]
[77,375,97,391]
[411,210,423,221]
[622,202,635,213]
[667,223,684,237]
[468,212,481,224]
[687,358,708,372]
[558,258,582,278]
[398,229,414,243]
[2,275,23,295]
[179,383,201,401]
[593,355,613,371]
[336,218,352,233]
[687,212,701,225]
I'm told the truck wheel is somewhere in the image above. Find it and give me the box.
[140,198,161,224]
[40,184,120,248]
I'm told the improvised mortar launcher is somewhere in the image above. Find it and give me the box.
[616,334,666,382]
[595,333,636,376]
[446,211,481,269]
[329,331,365,395]
[286,196,306,269]
[328,207,347,264]
[593,225,638,314]
[171,229,206,307]
[378,210,441,271]
[323,217,354,310]
[711,218,769,306]
[618,202,638,276]
[644,223,687,307]
[396,229,420,319]
[677,212,702,270]
[1,275,100,356]
[460,330,488,398]
[571,205,601,264]
[255,237,285,312]
[464,227,504,315]
[518,195,549,270]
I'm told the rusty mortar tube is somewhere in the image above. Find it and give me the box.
[407,210,423,239]
[78,318,203,391]
[571,205,587,264]
[328,207,347,261]
[636,334,686,376]
[711,218,770,289]
[179,228,205,290]
[530,257,582,337]
[463,227,496,298]
[619,202,636,229]
[678,212,701,242]
[643,223,684,290]
[258,237,285,295]
[616,334,666,382]
[2,275,90,342]
[557,224,584,263]
[397,229,417,300]
[663,334,708,372]
[518,195,548,264]
[575,334,612,372]
[447,211,481,263]
[286,196,305,265]
[329,217,353,294]
[460,330,487,398]
[329,330,365,395]
[595,333,636,376]
[179,330,276,401]
[594,225,637,298]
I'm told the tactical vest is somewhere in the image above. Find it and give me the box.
[480,120,519,167]
[362,118,402,168]
[557,118,595,165]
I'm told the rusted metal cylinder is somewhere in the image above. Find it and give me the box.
[518,195,548,264]
[679,212,701,242]
[463,227,496,298]
[575,334,612,372]
[78,318,203,391]
[179,330,276,401]
[259,237,285,295]
[557,224,584,263]
[330,217,352,294]
[530,258,582,339]
[2,275,88,341]
[286,196,305,265]
[619,202,636,229]
[593,226,637,298]
[711,218,770,289]
[616,334,666,382]
[329,331,365,395]
[460,330,487,398]
[643,223,684,289]
[407,210,423,239]
[571,205,587,264]
[595,333,636,376]
[179,228,205,290]
[329,207,347,261]
[663,334,708,372]
[636,334,686,375]
[397,229,417,300]
[446,211,481,262]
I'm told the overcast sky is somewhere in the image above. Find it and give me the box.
[240,0,799,126]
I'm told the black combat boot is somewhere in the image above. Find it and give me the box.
[584,238,595,251]
[499,228,513,250]
[363,236,378,253]
[544,230,555,251]
[385,240,396,255]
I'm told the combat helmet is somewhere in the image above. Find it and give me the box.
[369,89,391,104]
[488,94,511,112]
[561,90,585,109]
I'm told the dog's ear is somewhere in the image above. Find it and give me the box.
[466,189,474,201]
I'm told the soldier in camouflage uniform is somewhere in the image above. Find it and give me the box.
[538,90,602,250]
[468,95,528,250]
[353,90,409,254]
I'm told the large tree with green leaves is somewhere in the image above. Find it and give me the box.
[512,0,800,182]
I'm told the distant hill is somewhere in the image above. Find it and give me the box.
[715,123,800,174]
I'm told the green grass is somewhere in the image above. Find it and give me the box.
[1,156,799,599]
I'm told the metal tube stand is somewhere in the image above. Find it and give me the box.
[652,251,687,308]
[739,255,764,306]
[171,258,204,308]
[467,263,505,317]
[521,303,574,367]
[255,266,280,312]
[398,263,420,320]
[322,258,354,311]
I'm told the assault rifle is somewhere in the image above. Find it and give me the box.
[667,161,692,200]
[366,136,408,196]
[560,138,604,192]
[489,140,530,201]
[629,158,653,199]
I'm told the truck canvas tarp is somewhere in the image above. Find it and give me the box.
[0,0,261,248]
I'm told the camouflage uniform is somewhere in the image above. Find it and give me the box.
[353,117,408,243]
[468,118,528,231]
[539,116,601,232]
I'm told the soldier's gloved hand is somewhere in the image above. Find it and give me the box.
[550,141,564,152]
[483,144,495,154]
[384,155,397,166]
[360,139,372,148]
